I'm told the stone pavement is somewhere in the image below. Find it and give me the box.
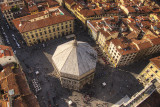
[14,34,146,107]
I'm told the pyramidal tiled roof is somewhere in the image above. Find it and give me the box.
[52,40,97,76]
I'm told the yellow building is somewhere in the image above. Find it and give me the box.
[87,16,160,67]
[150,13,160,23]
[0,4,13,26]
[87,17,119,49]
[12,6,75,46]
[96,19,119,51]
[137,56,160,86]
[107,37,160,67]
[0,0,24,8]
[0,0,25,27]
[65,0,119,28]
[107,38,138,67]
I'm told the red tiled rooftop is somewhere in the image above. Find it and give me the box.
[111,38,138,55]
[65,0,75,5]
[151,37,160,45]
[28,5,38,12]
[46,0,59,7]
[0,3,11,11]
[79,9,95,17]
[12,6,75,33]
[0,63,40,107]
[150,56,160,68]
[0,45,13,58]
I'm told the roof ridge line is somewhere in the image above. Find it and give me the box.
[53,45,73,57]
[75,46,79,76]
[59,46,74,72]
[77,44,90,76]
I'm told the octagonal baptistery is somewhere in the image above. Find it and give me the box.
[52,40,97,90]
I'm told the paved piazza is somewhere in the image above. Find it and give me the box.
[13,31,148,107]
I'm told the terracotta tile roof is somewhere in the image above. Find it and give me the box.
[0,63,40,107]
[15,11,45,21]
[79,9,95,17]
[46,0,59,7]
[65,0,75,4]
[138,6,152,13]
[143,34,157,40]
[111,38,138,55]
[0,72,20,95]
[120,43,138,55]
[128,23,139,31]
[136,16,150,21]
[141,28,148,33]
[122,18,135,24]
[69,1,119,17]
[126,6,136,13]
[106,9,119,14]
[0,3,11,11]
[132,39,153,50]
[12,6,75,33]
[15,73,31,95]
[0,100,8,107]
[37,2,48,6]
[151,38,160,45]
[99,29,110,38]
[0,63,14,78]
[126,31,138,39]
[150,56,160,68]
[106,41,110,45]
[88,17,119,37]
[2,64,30,96]
[7,73,21,95]
[28,5,38,12]
[88,20,101,32]
[137,41,152,50]
[94,9,105,15]
[74,2,84,8]
[0,45,13,58]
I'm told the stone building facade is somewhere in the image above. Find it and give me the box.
[52,39,97,90]
[12,6,75,46]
